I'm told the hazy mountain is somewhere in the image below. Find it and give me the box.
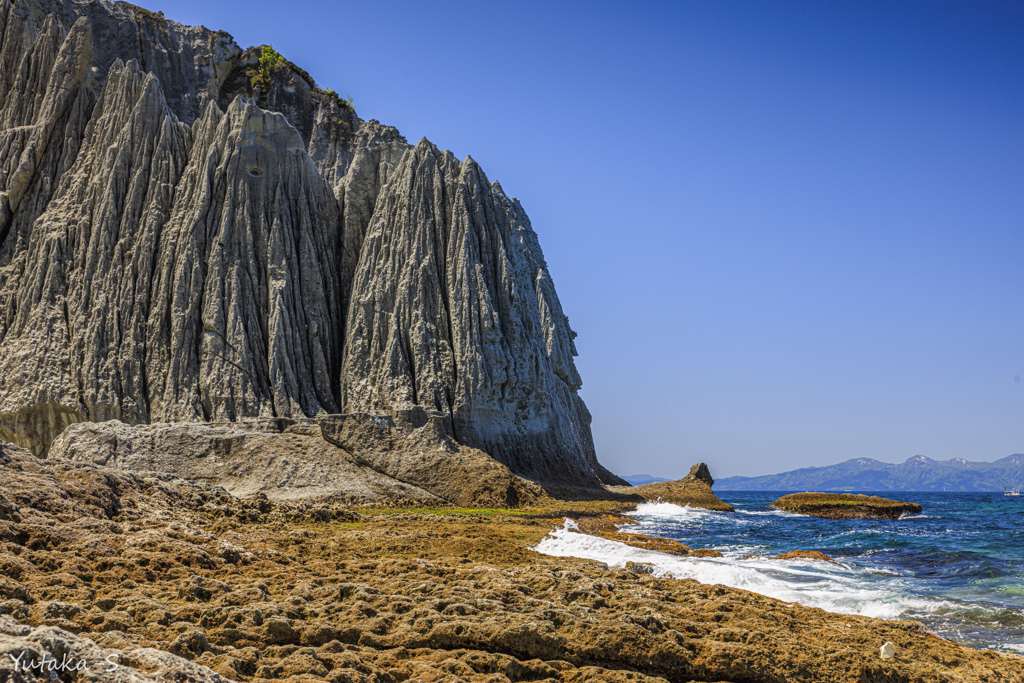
[621,474,671,486]
[715,454,1024,492]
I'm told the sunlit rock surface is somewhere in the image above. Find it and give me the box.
[0,0,625,498]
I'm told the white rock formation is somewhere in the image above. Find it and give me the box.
[0,0,626,495]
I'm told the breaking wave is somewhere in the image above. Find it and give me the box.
[533,491,1024,652]
[534,519,948,620]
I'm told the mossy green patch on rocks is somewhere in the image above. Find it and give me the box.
[126,3,158,19]
[363,507,539,517]
[246,44,317,93]
[320,87,355,111]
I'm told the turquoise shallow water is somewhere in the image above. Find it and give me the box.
[631,492,1024,651]
[535,492,1024,652]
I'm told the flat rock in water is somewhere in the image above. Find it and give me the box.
[770,492,923,519]
[742,550,842,565]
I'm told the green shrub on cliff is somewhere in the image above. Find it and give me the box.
[247,45,283,92]
[248,45,317,94]
[322,87,355,111]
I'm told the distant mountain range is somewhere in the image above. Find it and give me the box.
[714,454,1024,492]
[622,474,671,486]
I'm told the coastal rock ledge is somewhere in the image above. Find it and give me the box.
[771,492,923,520]
[609,462,735,512]
[2,441,1022,683]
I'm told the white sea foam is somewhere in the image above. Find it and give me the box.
[625,501,720,523]
[736,508,805,519]
[834,528,886,537]
[533,520,955,621]
[719,545,767,558]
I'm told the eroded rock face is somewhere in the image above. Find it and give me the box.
[0,0,620,492]
[339,141,617,488]
[48,419,448,506]
[47,412,544,508]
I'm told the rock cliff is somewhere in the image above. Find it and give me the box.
[0,0,625,496]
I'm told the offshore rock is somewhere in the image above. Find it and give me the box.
[742,550,842,565]
[770,492,923,520]
[609,462,735,512]
[0,0,621,495]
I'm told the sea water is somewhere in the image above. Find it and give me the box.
[533,492,1024,652]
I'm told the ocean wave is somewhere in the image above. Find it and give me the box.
[833,528,886,537]
[719,545,769,558]
[587,492,1024,650]
[532,521,956,622]
[625,501,724,523]
[735,508,805,519]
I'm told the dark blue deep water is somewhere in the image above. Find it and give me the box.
[536,492,1024,652]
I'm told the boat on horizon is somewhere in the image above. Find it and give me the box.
[1004,486,1021,496]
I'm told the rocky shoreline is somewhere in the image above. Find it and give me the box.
[2,442,1022,683]
[1,2,1015,681]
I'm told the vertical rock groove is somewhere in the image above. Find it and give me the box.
[0,0,624,488]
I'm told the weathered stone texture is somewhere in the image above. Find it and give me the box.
[339,141,615,486]
[0,0,622,492]
[49,418,449,505]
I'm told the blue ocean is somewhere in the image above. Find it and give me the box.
[535,492,1024,653]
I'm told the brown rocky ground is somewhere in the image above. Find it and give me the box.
[1,443,1021,683]
[770,493,923,520]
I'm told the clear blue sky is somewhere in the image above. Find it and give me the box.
[153,0,1024,478]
